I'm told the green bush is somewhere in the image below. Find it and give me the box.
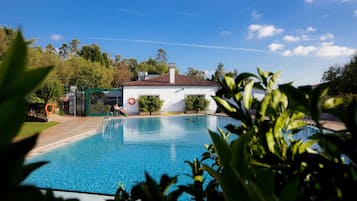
[184,95,195,111]
[138,96,163,114]
[184,95,209,112]
[138,96,148,112]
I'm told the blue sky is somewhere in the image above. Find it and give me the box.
[1,0,357,86]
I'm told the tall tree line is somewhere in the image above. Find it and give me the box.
[321,54,357,95]
[0,26,172,103]
[0,26,241,103]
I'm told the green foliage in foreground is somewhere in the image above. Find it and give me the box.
[114,68,357,201]
[16,121,58,140]
[0,31,76,201]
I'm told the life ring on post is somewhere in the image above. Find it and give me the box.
[45,103,55,115]
[128,98,136,105]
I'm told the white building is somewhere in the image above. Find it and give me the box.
[122,65,219,115]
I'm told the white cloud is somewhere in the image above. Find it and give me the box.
[268,43,284,52]
[320,33,334,41]
[50,34,63,41]
[283,45,317,56]
[301,34,312,41]
[306,26,317,32]
[305,0,314,3]
[251,10,262,19]
[316,42,355,57]
[297,26,317,34]
[284,35,300,42]
[354,8,357,16]
[282,42,355,58]
[248,24,284,39]
[219,30,232,36]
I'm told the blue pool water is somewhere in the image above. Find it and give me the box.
[24,115,239,195]
[24,115,319,195]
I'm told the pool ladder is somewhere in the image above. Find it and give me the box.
[101,116,112,139]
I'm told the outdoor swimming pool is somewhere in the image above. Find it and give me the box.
[24,115,318,195]
[24,115,240,195]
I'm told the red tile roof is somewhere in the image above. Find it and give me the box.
[122,74,217,87]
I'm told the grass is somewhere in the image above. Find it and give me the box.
[16,121,59,140]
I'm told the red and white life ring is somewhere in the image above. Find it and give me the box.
[128,98,136,105]
[45,103,55,115]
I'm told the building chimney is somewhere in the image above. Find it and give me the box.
[168,63,176,84]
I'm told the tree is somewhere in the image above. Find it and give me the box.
[34,75,64,102]
[80,44,103,63]
[45,44,57,55]
[186,67,205,80]
[211,62,225,82]
[69,39,80,58]
[136,58,168,75]
[28,46,57,68]
[0,26,16,60]
[114,54,121,65]
[68,57,114,89]
[102,52,110,67]
[58,43,69,59]
[112,62,134,87]
[322,54,357,95]
[156,48,167,63]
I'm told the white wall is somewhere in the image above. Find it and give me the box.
[123,86,218,114]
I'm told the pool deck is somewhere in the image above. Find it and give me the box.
[28,115,105,157]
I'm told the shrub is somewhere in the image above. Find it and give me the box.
[184,95,195,111]
[138,95,163,114]
[184,95,209,112]
[138,96,148,112]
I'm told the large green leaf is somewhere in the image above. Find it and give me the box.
[235,72,258,86]
[267,71,281,92]
[322,97,345,110]
[0,98,27,145]
[279,84,309,112]
[258,93,272,120]
[286,120,306,131]
[222,76,236,92]
[0,30,27,89]
[212,96,237,113]
[2,67,53,99]
[266,130,276,154]
[257,67,268,87]
[309,83,329,124]
[298,140,318,154]
[21,161,49,183]
[279,179,301,201]
[208,129,232,166]
[0,134,39,187]
[243,79,255,110]
[231,132,251,177]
